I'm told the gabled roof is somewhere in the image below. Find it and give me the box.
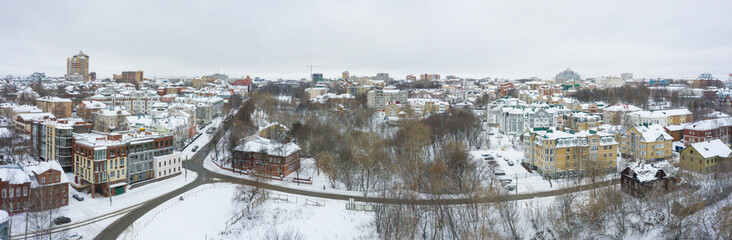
[689,139,732,159]
[632,124,672,142]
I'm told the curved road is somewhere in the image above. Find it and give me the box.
[94,121,619,239]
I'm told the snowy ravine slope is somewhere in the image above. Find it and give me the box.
[120,183,376,240]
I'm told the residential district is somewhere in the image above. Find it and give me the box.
[0,51,729,239]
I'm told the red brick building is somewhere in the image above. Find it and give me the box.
[621,162,676,199]
[0,161,69,214]
[232,137,301,179]
[683,117,732,146]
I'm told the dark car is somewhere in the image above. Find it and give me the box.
[54,216,71,225]
[192,145,199,152]
[73,193,84,201]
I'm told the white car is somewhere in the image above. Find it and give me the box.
[496,153,502,158]
[64,231,82,240]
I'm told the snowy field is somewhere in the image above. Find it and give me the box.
[120,183,375,240]
[9,171,197,239]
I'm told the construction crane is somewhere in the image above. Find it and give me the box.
[305,64,324,77]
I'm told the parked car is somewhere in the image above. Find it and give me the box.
[489,132,495,136]
[54,216,71,225]
[493,169,505,176]
[73,193,84,201]
[504,184,517,191]
[63,232,82,240]
[487,160,498,165]
[507,160,514,166]
[496,153,502,158]
[481,153,490,157]
[192,145,199,152]
[483,155,494,160]
[499,178,512,186]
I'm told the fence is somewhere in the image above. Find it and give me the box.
[345,198,375,212]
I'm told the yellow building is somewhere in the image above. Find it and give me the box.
[73,134,128,197]
[562,112,602,131]
[192,77,216,89]
[36,96,73,118]
[67,50,90,81]
[680,139,731,174]
[620,124,673,163]
[524,128,618,178]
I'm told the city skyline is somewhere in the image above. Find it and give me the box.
[1,0,731,80]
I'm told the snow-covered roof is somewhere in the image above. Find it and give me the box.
[690,139,732,159]
[664,124,685,131]
[0,165,31,184]
[81,100,107,109]
[604,104,642,112]
[18,112,55,121]
[626,161,674,183]
[37,96,72,103]
[0,128,10,138]
[0,210,8,223]
[685,117,732,131]
[628,109,691,119]
[23,160,69,187]
[632,124,673,142]
[235,137,301,157]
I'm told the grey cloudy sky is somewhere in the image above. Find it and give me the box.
[2,0,731,80]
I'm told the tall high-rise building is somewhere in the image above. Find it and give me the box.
[312,73,324,83]
[342,71,349,80]
[554,68,580,84]
[66,50,90,81]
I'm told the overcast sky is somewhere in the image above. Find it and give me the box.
[2,0,731,80]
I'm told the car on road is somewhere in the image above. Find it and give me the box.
[483,155,494,160]
[63,231,82,240]
[507,160,514,166]
[493,169,505,176]
[192,145,199,152]
[73,193,84,201]
[54,216,71,225]
[504,184,516,191]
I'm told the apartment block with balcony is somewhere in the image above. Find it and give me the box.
[620,124,673,163]
[524,128,618,178]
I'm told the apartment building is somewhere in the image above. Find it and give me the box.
[406,98,450,117]
[680,139,732,174]
[30,119,93,168]
[126,133,174,184]
[366,89,408,110]
[36,96,72,118]
[627,108,692,127]
[683,117,732,145]
[72,133,128,198]
[113,71,144,86]
[524,128,618,178]
[603,104,642,125]
[93,106,131,132]
[562,112,602,131]
[66,50,90,81]
[76,100,107,122]
[620,124,673,163]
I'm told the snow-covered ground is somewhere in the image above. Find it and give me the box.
[9,171,197,239]
[120,183,375,240]
[205,151,369,197]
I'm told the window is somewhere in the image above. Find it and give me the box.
[42,177,46,183]
[23,187,27,196]
[9,188,13,198]
[2,189,5,198]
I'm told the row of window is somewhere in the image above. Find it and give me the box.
[2,187,28,198]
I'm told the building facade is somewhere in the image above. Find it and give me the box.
[620,124,673,163]
[66,50,90,81]
[232,137,301,179]
[524,128,618,178]
[680,139,732,174]
[36,97,72,118]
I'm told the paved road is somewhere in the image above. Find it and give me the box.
[93,117,620,239]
